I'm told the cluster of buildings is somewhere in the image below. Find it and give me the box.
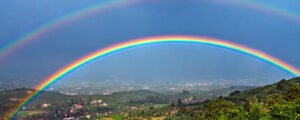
[89,99,109,107]
[181,97,196,104]
[62,98,115,119]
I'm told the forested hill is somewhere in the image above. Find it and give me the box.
[166,77,300,119]
[1,77,299,119]
[225,77,300,104]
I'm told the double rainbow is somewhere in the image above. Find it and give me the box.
[1,0,300,62]
[0,0,129,62]
[3,0,300,119]
[7,36,300,119]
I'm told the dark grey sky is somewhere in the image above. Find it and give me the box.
[0,0,300,87]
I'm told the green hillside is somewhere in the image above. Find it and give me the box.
[1,77,300,119]
[0,89,174,119]
[225,77,300,104]
[165,77,300,120]
[101,90,171,103]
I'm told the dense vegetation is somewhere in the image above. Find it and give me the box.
[1,77,299,120]
[162,77,300,120]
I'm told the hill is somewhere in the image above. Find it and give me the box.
[2,78,300,119]
[204,85,257,97]
[165,77,300,120]
[0,88,178,119]
[102,90,171,103]
[225,77,300,104]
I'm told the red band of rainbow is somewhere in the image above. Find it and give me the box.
[7,36,300,119]
[1,0,300,63]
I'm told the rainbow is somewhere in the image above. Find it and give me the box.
[230,0,300,24]
[0,0,131,62]
[1,0,300,63]
[7,36,300,119]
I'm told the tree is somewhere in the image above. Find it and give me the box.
[248,97,270,120]
[201,98,240,119]
[284,86,300,100]
[177,99,182,106]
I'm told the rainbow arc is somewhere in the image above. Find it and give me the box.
[7,36,300,119]
[1,0,300,62]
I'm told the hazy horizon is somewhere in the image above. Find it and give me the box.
[0,0,299,89]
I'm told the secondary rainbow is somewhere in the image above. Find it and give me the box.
[229,0,300,24]
[7,35,300,119]
[0,0,131,62]
[1,0,300,63]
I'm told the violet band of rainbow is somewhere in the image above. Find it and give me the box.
[1,0,300,63]
[7,35,300,119]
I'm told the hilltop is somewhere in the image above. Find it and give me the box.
[225,77,300,104]
[164,77,300,119]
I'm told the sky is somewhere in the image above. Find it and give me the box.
[0,0,300,87]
